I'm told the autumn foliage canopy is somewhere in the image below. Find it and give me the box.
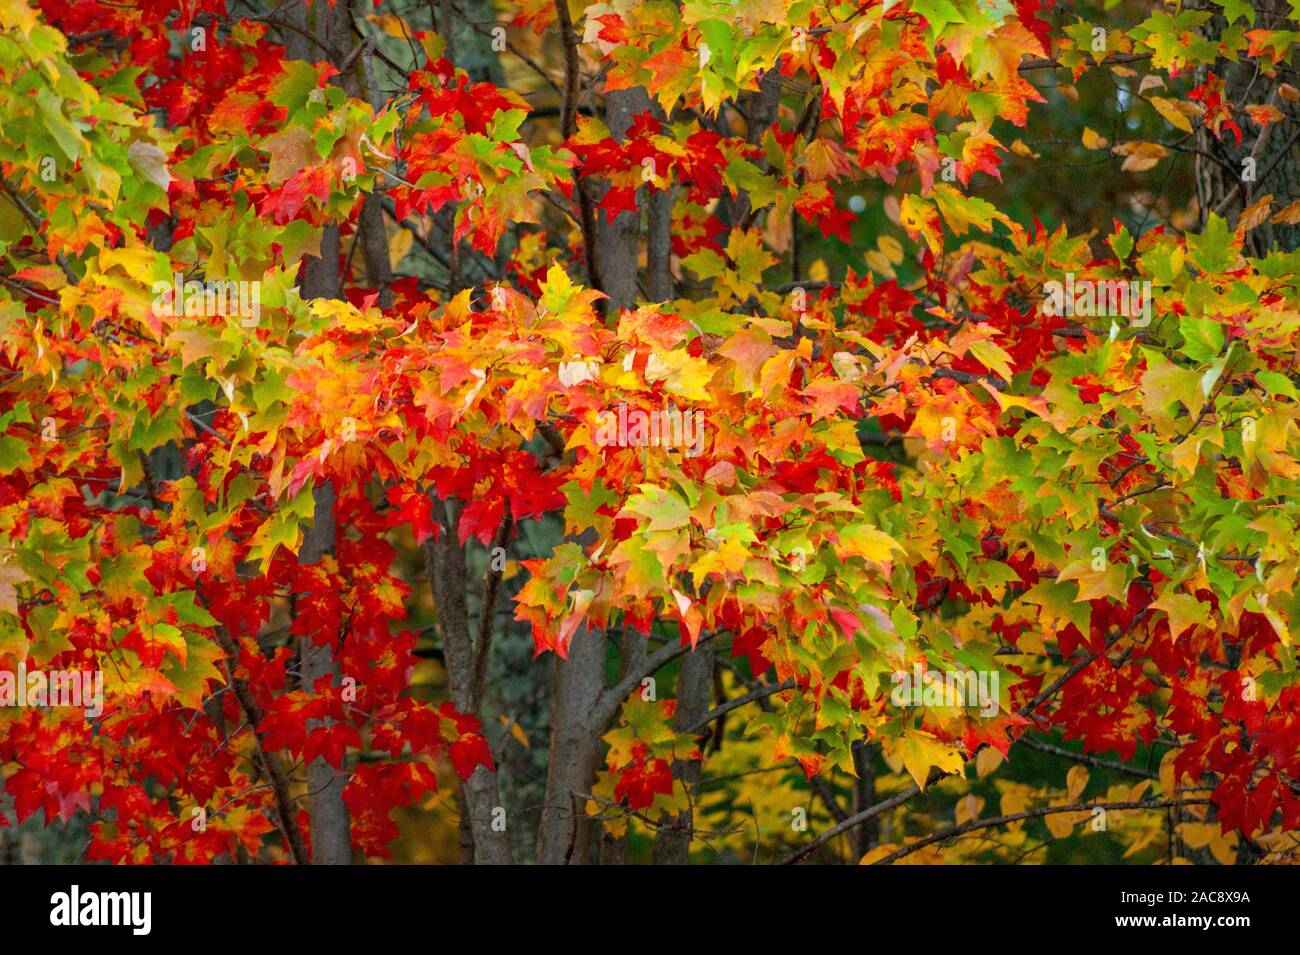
[1,0,1300,865]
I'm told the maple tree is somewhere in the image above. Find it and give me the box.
[1,0,1299,867]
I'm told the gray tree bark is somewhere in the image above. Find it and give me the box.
[424,500,514,864]
[298,482,352,865]
[851,740,878,860]
[652,640,714,864]
[538,83,717,864]
[285,0,362,865]
[409,0,517,867]
[538,86,652,865]
[537,623,608,864]
[1195,1,1300,253]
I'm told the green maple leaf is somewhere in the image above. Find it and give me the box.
[911,0,966,47]
[1189,214,1237,274]
[164,633,227,710]
[1213,0,1254,25]
[1178,315,1226,363]
[0,435,30,475]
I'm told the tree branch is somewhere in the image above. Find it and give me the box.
[686,678,796,735]
[594,633,716,731]
[211,626,309,865]
[1016,735,1158,780]
[1,181,78,284]
[871,797,1211,865]
[780,612,1154,864]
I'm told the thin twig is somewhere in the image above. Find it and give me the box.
[871,797,1211,865]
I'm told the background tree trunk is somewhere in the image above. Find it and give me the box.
[851,741,878,861]
[1195,1,1300,253]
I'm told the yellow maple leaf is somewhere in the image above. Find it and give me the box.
[1081,127,1110,150]
[888,729,965,789]
[835,524,904,567]
[1151,588,1213,639]
[1149,96,1195,133]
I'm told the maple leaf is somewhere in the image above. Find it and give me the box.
[448,731,495,780]
[305,722,364,769]
[887,729,966,789]
[385,485,440,545]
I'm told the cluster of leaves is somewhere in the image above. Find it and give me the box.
[0,0,1299,864]
[0,1,495,862]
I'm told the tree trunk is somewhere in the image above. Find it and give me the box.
[652,640,714,864]
[851,740,878,861]
[286,0,355,865]
[537,623,607,864]
[596,87,652,309]
[298,482,352,864]
[424,500,514,864]
[536,86,652,864]
[1195,1,1300,253]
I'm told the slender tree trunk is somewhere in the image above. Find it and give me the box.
[851,740,878,860]
[298,482,352,864]
[284,0,356,865]
[357,193,393,307]
[413,0,516,866]
[424,500,514,864]
[288,0,341,303]
[1195,1,1300,253]
[536,86,653,864]
[727,69,783,227]
[646,186,673,302]
[652,640,714,864]
[538,623,607,864]
[595,87,651,309]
